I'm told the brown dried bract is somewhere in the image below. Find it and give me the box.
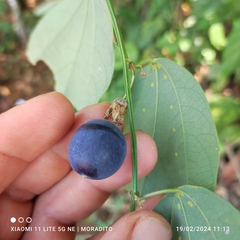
[140,70,146,78]
[104,98,127,126]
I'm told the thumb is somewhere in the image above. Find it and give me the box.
[90,210,172,240]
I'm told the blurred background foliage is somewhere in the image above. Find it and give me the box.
[1,0,240,152]
[102,0,240,154]
[1,0,240,238]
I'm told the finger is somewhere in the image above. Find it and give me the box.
[22,131,157,240]
[39,131,157,220]
[5,100,156,201]
[0,92,74,194]
[1,101,113,240]
[4,102,111,201]
[0,92,74,240]
[90,210,172,240]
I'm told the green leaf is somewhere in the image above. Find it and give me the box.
[26,0,114,110]
[132,58,219,193]
[155,185,240,240]
[221,18,240,77]
[208,23,227,50]
[208,94,240,153]
[209,95,240,132]
[33,0,59,16]
[218,125,240,154]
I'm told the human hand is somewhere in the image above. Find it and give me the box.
[0,92,172,240]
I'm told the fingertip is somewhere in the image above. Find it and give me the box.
[122,130,158,180]
[75,102,111,121]
[98,210,172,240]
[135,130,158,177]
[130,210,172,240]
[39,92,75,122]
[0,92,75,193]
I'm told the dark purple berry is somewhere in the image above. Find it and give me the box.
[68,119,127,180]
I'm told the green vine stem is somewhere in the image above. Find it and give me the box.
[138,188,177,201]
[106,0,138,211]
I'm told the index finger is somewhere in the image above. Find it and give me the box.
[0,92,75,193]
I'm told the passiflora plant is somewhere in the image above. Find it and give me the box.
[26,0,240,239]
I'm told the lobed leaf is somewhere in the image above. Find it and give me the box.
[132,58,219,193]
[155,185,240,240]
[27,0,114,110]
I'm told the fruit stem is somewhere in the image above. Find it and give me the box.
[106,0,138,211]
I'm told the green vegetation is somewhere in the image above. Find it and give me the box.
[1,0,240,239]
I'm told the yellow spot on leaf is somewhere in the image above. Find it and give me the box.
[172,128,176,132]
[157,63,161,68]
[151,64,156,69]
[164,74,167,79]
[179,191,184,196]
[142,108,146,112]
[170,105,173,109]
[175,152,178,157]
[177,204,181,209]
[151,82,154,87]
[188,201,193,207]
[178,237,182,240]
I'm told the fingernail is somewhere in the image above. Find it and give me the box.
[131,217,171,240]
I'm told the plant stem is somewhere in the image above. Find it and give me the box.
[106,0,138,211]
[138,188,177,201]
[7,0,27,48]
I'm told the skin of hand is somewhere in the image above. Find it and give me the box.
[0,92,172,240]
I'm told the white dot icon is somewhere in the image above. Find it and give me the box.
[10,217,16,223]
[18,217,24,223]
[26,217,32,223]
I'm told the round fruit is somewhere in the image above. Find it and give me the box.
[68,119,127,180]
